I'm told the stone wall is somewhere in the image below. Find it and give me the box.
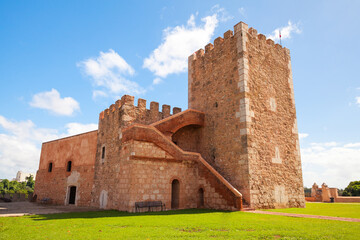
[188,26,249,203]
[311,183,360,203]
[189,22,305,209]
[245,26,305,209]
[335,197,360,203]
[34,131,97,206]
[172,125,201,152]
[118,121,242,211]
[119,139,239,212]
[0,193,33,202]
[91,95,182,210]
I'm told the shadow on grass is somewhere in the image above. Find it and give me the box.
[29,208,231,221]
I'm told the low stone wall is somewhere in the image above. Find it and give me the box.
[305,195,360,203]
[305,197,316,202]
[335,197,360,203]
[1,193,33,202]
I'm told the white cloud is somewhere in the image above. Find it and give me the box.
[0,116,59,179]
[65,123,97,136]
[344,142,360,148]
[143,13,219,78]
[30,89,80,116]
[0,116,60,144]
[152,78,162,85]
[299,133,309,140]
[211,4,233,22]
[92,90,108,100]
[301,142,360,188]
[267,21,301,42]
[78,49,144,96]
[238,7,246,17]
[356,96,360,106]
[310,142,337,147]
[0,115,97,180]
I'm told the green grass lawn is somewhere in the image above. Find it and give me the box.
[265,202,360,219]
[0,208,359,239]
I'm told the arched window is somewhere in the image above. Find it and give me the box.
[67,161,72,172]
[48,162,53,172]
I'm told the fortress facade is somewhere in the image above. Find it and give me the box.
[34,21,305,211]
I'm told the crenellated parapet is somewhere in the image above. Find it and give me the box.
[99,95,182,127]
[189,21,289,66]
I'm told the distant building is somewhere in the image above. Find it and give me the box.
[307,183,360,203]
[14,171,35,182]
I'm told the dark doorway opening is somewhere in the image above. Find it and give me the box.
[171,179,180,209]
[68,186,76,204]
[198,188,204,208]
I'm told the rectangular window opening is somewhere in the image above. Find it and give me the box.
[67,161,72,172]
[101,146,105,159]
[48,163,53,172]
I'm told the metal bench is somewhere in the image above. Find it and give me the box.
[135,201,165,212]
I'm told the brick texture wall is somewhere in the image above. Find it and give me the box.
[34,131,97,206]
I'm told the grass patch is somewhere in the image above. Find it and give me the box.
[0,208,359,239]
[265,202,360,219]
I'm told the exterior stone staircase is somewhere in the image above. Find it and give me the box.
[121,119,243,210]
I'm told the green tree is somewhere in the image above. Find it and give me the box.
[0,181,5,195]
[304,187,311,197]
[342,181,360,196]
[0,177,35,195]
[2,179,9,190]
[9,180,20,192]
[25,175,35,189]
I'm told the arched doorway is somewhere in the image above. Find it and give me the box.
[68,186,76,204]
[198,188,204,208]
[171,179,180,209]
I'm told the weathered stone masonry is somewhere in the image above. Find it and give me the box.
[34,21,305,211]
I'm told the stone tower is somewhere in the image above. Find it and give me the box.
[188,22,305,208]
[91,95,182,211]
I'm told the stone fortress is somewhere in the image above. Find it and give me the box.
[34,21,305,211]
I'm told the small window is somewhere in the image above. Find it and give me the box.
[48,162,53,172]
[101,146,106,159]
[67,161,72,172]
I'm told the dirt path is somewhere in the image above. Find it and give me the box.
[248,210,360,222]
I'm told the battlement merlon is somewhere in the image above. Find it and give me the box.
[188,21,290,63]
[99,95,182,121]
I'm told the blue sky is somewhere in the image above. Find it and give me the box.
[0,0,359,188]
